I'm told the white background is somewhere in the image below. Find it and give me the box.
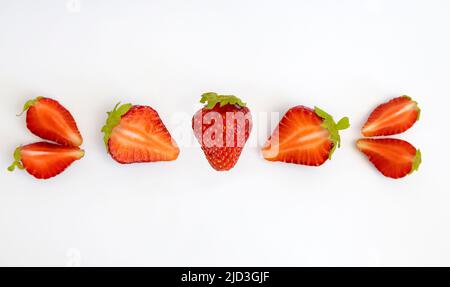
[0,0,449,266]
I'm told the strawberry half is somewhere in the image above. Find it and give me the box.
[262,106,349,166]
[7,142,85,179]
[356,138,421,179]
[362,96,420,137]
[192,92,252,171]
[20,97,83,147]
[101,103,179,164]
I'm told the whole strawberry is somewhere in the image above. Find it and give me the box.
[192,92,252,171]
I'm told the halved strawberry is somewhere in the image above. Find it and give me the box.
[356,138,421,179]
[262,106,349,166]
[192,92,252,171]
[20,97,83,146]
[101,103,179,164]
[362,96,420,137]
[7,142,85,179]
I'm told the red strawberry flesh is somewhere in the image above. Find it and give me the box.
[25,97,83,146]
[105,105,179,164]
[362,96,420,137]
[262,106,349,166]
[8,142,84,179]
[356,138,421,179]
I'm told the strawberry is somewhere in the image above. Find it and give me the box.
[356,138,421,179]
[362,96,420,137]
[19,97,83,147]
[262,106,349,166]
[101,103,179,164]
[192,92,252,171]
[7,142,85,179]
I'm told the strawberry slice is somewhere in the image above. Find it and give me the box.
[262,106,349,166]
[7,142,85,179]
[20,97,83,147]
[101,103,179,164]
[356,138,421,179]
[362,96,420,137]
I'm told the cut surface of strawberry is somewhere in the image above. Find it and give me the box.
[192,92,252,171]
[102,103,179,164]
[356,138,421,179]
[21,97,83,147]
[362,96,420,137]
[262,106,349,166]
[8,142,85,179]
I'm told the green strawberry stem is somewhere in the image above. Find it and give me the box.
[17,96,43,116]
[7,146,24,172]
[200,92,246,109]
[101,102,132,149]
[410,149,422,174]
[314,106,350,159]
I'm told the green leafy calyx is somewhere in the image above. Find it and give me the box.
[200,92,246,109]
[17,96,43,116]
[314,106,350,160]
[7,147,24,172]
[101,102,132,149]
[410,149,422,174]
